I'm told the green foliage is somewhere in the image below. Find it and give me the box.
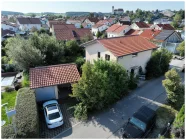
[1,64,16,72]
[146,48,172,78]
[171,104,185,139]
[75,56,85,73]
[171,21,179,29]
[176,41,185,57]
[5,36,43,72]
[21,73,30,87]
[96,31,102,38]
[162,68,184,109]
[74,103,88,120]
[4,86,14,92]
[1,56,9,64]
[1,124,16,138]
[173,13,182,23]
[30,13,36,17]
[80,24,83,28]
[15,88,39,138]
[71,60,128,120]
[30,26,38,32]
[81,34,93,43]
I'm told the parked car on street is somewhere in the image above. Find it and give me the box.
[122,106,156,138]
[43,100,63,129]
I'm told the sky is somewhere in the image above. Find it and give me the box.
[1,1,185,13]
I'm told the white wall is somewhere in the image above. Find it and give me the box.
[2,24,18,32]
[107,26,131,38]
[130,23,150,30]
[17,21,41,31]
[35,86,56,102]
[85,42,117,63]
[92,25,108,35]
[117,50,153,74]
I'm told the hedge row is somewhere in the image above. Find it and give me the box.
[15,88,39,138]
[1,124,16,138]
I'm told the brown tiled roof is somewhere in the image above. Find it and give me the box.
[97,35,157,57]
[140,29,162,40]
[106,24,129,33]
[82,22,90,28]
[17,18,42,24]
[49,20,66,28]
[156,24,175,30]
[96,20,109,25]
[125,29,140,35]
[135,22,149,28]
[53,24,76,30]
[30,64,80,89]
[92,23,105,28]
[54,28,93,41]
[87,17,99,23]
[1,28,15,37]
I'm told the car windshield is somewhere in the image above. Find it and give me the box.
[48,112,60,120]
[129,117,146,132]
[46,104,58,111]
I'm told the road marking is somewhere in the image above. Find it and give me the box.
[53,121,82,139]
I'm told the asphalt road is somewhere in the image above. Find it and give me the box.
[55,67,184,139]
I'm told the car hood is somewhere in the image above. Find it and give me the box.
[123,123,144,138]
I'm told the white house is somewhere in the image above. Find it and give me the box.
[82,36,157,74]
[106,24,131,38]
[66,19,82,28]
[153,18,172,25]
[130,22,150,30]
[17,17,42,31]
[30,64,80,102]
[84,17,99,27]
[1,21,19,32]
[150,24,175,30]
[92,24,109,35]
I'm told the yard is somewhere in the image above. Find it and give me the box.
[1,90,17,126]
[148,104,178,138]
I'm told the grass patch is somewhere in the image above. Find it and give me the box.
[148,104,178,138]
[1,90,17,126]
[21,73,30,87]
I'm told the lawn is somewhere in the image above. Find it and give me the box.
[1,90,17,126]
[148,104,178,138]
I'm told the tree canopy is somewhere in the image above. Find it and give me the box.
[176,41,185,57]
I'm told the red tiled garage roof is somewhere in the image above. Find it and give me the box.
[30,64,80,89]
[140,29,162,40]
[98,35,157,57]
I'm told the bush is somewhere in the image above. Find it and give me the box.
[21,73,30,87]
[15,88,39,138]
[74,103,88,121]
[1,124,16,138]
[75,56,85,73]
[171,104,185,138]
[128,73,138,90]
[14,83,22,91]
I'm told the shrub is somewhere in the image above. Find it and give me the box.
[128,73,138,90]
[74,103,88,121]
[171,104,185,138]
[21,73,30,87]
[14,83,22,91]
[75,56,85,73]
[1,124,16,138]
[15,88,39,138]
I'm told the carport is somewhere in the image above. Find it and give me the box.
[30,64,80,102]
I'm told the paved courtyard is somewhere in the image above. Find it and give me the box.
[38,102,79,138]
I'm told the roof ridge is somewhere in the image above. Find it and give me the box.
[97,35,139,41]
[31,63,76,69]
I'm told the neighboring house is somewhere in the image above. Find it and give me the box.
[82,22,92,28]
[82,35,157,74]
[51,24,75,34]
[118,16,131,25]
[66,19,82,28]
[1,21,19,32]
[153,18,172,24]
[52,24,93,41]
[140,29,162,40]
[130,22,150,30]
[1,16,8,22]
[40,18,49,30]
[1,28,15,42]
[106,24,131,38]
[30,64,80,102]
[91,24,109,35]
[132,18,141,23]
[48,20,66,32]
[150,24,175,30]
[96,18,116,27]
[153,30,183,53]
[161,10,175,17]
[84,17,99,27]
[17,17,42,31]
[124,29,142,35]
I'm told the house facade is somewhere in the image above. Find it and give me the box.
[130,22,150,30]
[82,36,157,74]
[17,17,42,31]
[1,21,19,32]
[150,24,175,30]
[66,19,82,28]
[91,24,109,35]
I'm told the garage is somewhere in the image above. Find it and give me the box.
[30,64,80,102]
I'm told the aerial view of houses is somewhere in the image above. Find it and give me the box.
[1,0,185,139]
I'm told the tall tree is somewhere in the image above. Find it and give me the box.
[176,41,185,56]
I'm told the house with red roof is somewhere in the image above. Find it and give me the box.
[81,35,157,74]
[106,24,131,38]
[84,17,99,28]
[130,22,150,30]
[29,64,80,102]
[91,23,109,35]
[66,19,82,28]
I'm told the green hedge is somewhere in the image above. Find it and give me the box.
[15,88,39,138]
[1,124,16,138]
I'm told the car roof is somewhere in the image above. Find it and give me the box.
[133,106,156,123]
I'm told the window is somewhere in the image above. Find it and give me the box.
[132,53,138,57]
[98,52,100,58]
[105,54,110,61]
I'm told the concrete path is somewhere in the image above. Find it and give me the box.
[55,72,184,139]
